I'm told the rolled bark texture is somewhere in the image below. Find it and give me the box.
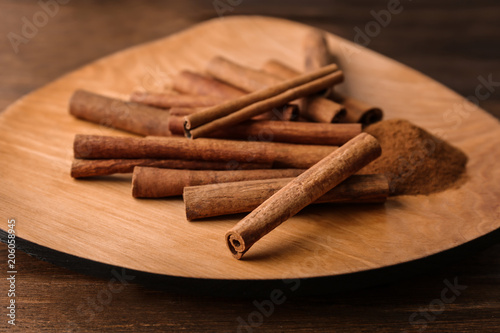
[130,91,226,108]
[169,116,361,145]
[69,90,170,136]
[225,132,381,259]
[303,29,331,72]
[184,174,388,220]
[73,135,337,169]
[330,91,383,126]
[71,158,271,178]
[172,70,245,99]
[132,167,304,197]
[262,59,345,123]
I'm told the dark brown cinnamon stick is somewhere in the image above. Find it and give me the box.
[73,135,337,169]
[184,174,388,220]
[225,133,381,259]
[132,167,304,197]
[71,158,271,178]
[69,90,170,136]
[130,91,226,108]
[169,116,360,145]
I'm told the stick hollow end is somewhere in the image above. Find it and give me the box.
[225,231,245,259]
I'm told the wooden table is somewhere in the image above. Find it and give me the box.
[1,1,499,331]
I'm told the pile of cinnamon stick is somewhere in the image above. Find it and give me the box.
[69,29,388,259]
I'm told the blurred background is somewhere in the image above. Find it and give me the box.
[1,0,499,117]
[0,0,499,332]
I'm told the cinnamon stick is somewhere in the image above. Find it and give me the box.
[73,135,337,169]
[261,60,301,80]
[208,57,344,123]
[303,29,331,72]
[168,116,186,136]
[69,90,170,136]
[206,56,283,92]
[262,59,345,123]
[263,60,382,125]
[173,70,245,99]
[71,158,271,178]
[207,57,345,123]
[172,69,298,121]
[301,96,346,123]
[169,107,205,117]
[185,69,344,139]
[185,62,340,131]
[225,132,381,259]
[251,104,299,121]
[184,174,388,220]
[170,105,299,121]
[330,91,383,125]
[170,116,361,145]
[130,91,226,108]
[301,29,383,126]
[132,167,304,198]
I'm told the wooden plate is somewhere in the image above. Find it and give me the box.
[1,16,499,281]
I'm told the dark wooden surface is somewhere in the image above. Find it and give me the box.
[1,0,499,332]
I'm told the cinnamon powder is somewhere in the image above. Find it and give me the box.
[360,119,468,195]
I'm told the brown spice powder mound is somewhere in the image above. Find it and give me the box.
[360,119,468,195]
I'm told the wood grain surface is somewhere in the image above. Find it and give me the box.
[0,1,499,332]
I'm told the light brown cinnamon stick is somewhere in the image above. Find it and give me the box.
[301,96,346,123]
[262,60,346,123]
[71,158,271,178]
[261,60,301,80]
[208,57,345,123]
[300,30,383,125]
[330,91,383,125]
[225,132,381,259]
[168,116,187,136]
[69,90,170,136]
[169,107,205,117]
[303,29,331,72]
[186,69,344,139]
[130,91,226,108]
[251,104,299,121]
[170,105,299,121]
[169,116,361,145]
[172,70,245,99]
[185,62,340,131]
[207,57,345,123]
[73,135,337,169]
[132,167,304,198]
[172,69,298,121]
[184,174,388,220]
[206,56,283,92]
